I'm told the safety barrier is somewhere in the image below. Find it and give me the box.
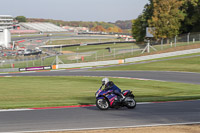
[125,48,200,63]
[53,48,200,69]
[52,60,124,69]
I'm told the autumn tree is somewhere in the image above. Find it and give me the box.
[148,0,184,39]
[91,25,106,32]
[107,26,123,33]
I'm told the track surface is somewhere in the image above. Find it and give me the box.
[0,100,200,132]
[1,70,200,85]
[0,70,200,132]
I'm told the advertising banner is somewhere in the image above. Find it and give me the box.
[19,66,52,71]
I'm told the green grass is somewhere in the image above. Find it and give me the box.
[0,42,139,68]
[1,42,200,69]
[0,76,200,109]
[47,38,123,45]
[94,54,200,73]
[57,42,138,52]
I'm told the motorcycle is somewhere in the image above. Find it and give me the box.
[95,86,136,110]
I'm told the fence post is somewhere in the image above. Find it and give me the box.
[175,36,177,47]
[114,48,116,58]
[161,38,164,50]
[26,57,28,67]
[132,46,134,55]
[199,34,200,41]
[187,33,190,44]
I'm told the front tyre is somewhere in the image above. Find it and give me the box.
[96,99,109,110]
[125,97,136,109]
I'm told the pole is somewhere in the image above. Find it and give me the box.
[60,45,62,54]
[132,46,134,55]
[12,41,15,50]
[175,36,177,47]
[147,40,150,53]
[161,38,163,50]
[187,33,190,44]
[114,48,116,58]
[77,47,79,63]
[199,34,200,41]
[26,57,28,67]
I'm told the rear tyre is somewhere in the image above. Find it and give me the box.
[125,97,136,109]
[96,99,109,110]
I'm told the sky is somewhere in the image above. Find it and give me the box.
[1,0,149,22]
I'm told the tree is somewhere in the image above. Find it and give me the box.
[148,0,184,39]
[132,15,146,42]
[107,26,123,33]
[91,25,106,32]
[15,16,27,22]
[132,0,154,42]
[180,0,200,33]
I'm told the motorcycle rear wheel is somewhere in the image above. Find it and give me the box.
[96,99,109,110]
[125,97,136,109]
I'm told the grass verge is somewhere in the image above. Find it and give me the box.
[93,53,200,73]
[0,76,200,109]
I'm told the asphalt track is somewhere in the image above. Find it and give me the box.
[11,34,116,41]
[0,70,200,132]
[0,100,200,132]
[1,70,200,85]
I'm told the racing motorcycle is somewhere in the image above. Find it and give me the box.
[95,86,136,110]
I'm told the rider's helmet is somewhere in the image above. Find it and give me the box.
[102,77,109,85]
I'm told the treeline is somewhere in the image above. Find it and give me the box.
[132,0,200,42]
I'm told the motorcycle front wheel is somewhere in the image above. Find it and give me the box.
[96,99,109,110]
[125,97,136,109]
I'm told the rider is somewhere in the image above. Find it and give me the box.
[102,77,125,101]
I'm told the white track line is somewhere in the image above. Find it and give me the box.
[0,109,33,112]
[5,122,200,133]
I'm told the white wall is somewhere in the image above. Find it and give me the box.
[0,29,11,48]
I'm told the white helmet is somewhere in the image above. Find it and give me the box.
[102,77,109,85]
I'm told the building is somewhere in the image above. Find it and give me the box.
[0,15,12,48]
[0,15,13,30]
[0,29,11,48]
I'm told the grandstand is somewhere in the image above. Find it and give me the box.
[0,15,13,29]
[20,22,67,32]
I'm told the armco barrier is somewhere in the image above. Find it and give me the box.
[52,48,200,69]
[55,60,124,69]
[125,48,200,63]
[19,66,52,71]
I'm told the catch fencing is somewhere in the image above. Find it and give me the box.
[0,32,200,71]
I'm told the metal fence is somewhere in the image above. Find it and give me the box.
[0,32,200,71]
